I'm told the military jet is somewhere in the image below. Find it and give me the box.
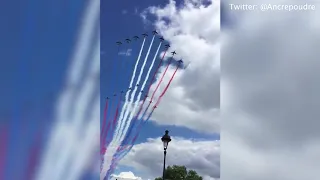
[133,36,139,40]
[171,51,177,55]
[125,38,131,43]
[159,37,164,41]
[152,30,158,35]
[116,41,122,45]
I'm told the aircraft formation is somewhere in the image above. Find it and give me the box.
[100,30,186,180]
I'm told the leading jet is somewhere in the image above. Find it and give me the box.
[171,51,177,55]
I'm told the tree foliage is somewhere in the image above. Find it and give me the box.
[154,165,202,180]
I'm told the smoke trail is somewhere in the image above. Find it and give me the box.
[101,38,146,179]
[115,64,181,164]
[117,39,160,146]
[101,44,121,140]
[50,37,99,180]
[154,65,180,107]
[115,41,162,155]
[119,49,168,142]
[100,99,109,144]
[140,55,174,122]
[35,0,100,179]
[114,37,150,145]
[64,95,99,180]
[104,35,156,179]
[104,36,157,179]
[116,35,155,144]
[150,55,174,101]
[104,93,122,147]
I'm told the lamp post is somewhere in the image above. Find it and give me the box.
[161,130,171,180]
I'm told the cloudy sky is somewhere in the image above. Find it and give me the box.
[2,0,319,180]
[101,0,220,179]
[222,0,320,179]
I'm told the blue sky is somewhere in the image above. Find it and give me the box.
[0,0,85,179]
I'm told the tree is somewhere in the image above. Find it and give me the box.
[154,165,202,180]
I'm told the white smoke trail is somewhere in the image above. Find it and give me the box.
[108,41,162,175]
[101,36,156,180]
[64,95,100,180]
[117,35,155,143]
[118,40,160,144]
[52,38,100,180]
[34,0,99,179]
[107,38,146,149]
[100,38,146,179]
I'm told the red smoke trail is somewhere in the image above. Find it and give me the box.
[0,126,8,179]
[100,99,109,144]
[155,65,180,107]
[111,94,122,134]
[150,55,174,101]
[103,93,122,155]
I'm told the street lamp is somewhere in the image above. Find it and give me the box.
[161,130,171,180]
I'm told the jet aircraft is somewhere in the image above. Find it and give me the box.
[142,33,148,37]
[133,36,139,40]
[152,30,158,35]
[116,41,122,45]
[125,38,131,43]
[171,51,177,55]
[159,37,164,41]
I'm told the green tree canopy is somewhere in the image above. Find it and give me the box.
[155,165,202,180]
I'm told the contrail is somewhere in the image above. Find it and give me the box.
[35,0,99,179]
[116,35,156,145]
[101,38,146,179]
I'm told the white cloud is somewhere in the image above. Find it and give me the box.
[120,137,220,180]
[111,171,142,180]
[119,49,133,56]
[141,0,220,134]
[222,0,320,179]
